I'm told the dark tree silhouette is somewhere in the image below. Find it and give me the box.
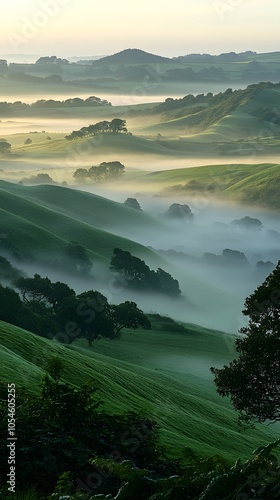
[211,261,280,423]
[124,198,142,210]
[112,301,151,334]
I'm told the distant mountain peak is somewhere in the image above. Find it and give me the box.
[93,48,171,65]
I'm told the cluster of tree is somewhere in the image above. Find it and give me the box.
[1,373,279,498]
[0,96,111,116]
[73,161,125,182]
[0,375,170,496]
[110,248,181,297]
[231,216,263,231]
[35,55,69,65]
[65,119,127,140]
[175,51,256,63]
[203,249,249,267]
[0,272,151,347]
[164,66,228,82]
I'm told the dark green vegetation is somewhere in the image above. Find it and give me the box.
[66,119,127,140]
[212,261,280,424]
[1,268,151,346]
[74,161,125,182]
[1,314,280,498]
[110,248,181,296]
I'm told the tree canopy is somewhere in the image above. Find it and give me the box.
[124,198,142,210]
[73,161,125,182]
[65,119,127,140]
[211,261,280,424]
[110,248,181,297]
[3,271,151,347]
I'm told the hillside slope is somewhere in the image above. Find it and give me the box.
[139,163,280,209]
[136,82,280,141]
[0,319,279,461]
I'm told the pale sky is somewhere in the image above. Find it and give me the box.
[0,0,279,59]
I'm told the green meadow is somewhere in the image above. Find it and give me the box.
[1,318,279,462]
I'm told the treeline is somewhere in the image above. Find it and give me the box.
[155,82,280,130]
[65,118,128,140]
[0,96,111,115]
[0,273,150,346]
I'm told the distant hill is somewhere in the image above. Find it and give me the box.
[138,81,280,141]
[92,48,171,65]
[139,163,280,210]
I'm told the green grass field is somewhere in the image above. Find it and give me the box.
[138,163,280,209]
[0,318,279,462]
[0,181,160,263]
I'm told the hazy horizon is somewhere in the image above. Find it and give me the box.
[1,0,278,59]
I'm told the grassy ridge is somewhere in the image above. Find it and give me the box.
[0,183,157,262]
[140,163,280,209]
[0,319,279,461]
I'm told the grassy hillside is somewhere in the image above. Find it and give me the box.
[139,163,280,209]
[0,318,279,461]
[135,82,280,141]
[0,182,158,263]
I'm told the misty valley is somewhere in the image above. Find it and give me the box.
[0,49,280,499]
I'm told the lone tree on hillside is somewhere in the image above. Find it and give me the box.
[62,241,93,275]
[211,261,280,424]
[124,198,142,210]
[165,203,193,222]
[0,140,11,155]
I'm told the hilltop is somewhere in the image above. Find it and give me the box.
[92,48,171,65]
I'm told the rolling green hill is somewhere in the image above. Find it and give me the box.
[138,163,280,209]
[0,318,279,461]
[135,82,280,142]
[0,182,159,263]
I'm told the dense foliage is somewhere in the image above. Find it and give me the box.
[0,271,150,346]
[1,374,279,499]
[211,261,280,423]
[66,119,127,140]
[110,248,181,297]
[74,161,125,182]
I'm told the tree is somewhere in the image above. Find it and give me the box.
[231,216,263,231]
[0,140,11,155]
[57,291,115,347]
[14,274,75,314]
[62,241,92,275]
[24,138,32,145]
[124,198,142,210]
[165,203,194,221]
[110,118,127,133]
[211,261,280,424]
[112,301,151,335]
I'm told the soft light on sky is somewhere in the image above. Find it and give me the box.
[0,0,279,59]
